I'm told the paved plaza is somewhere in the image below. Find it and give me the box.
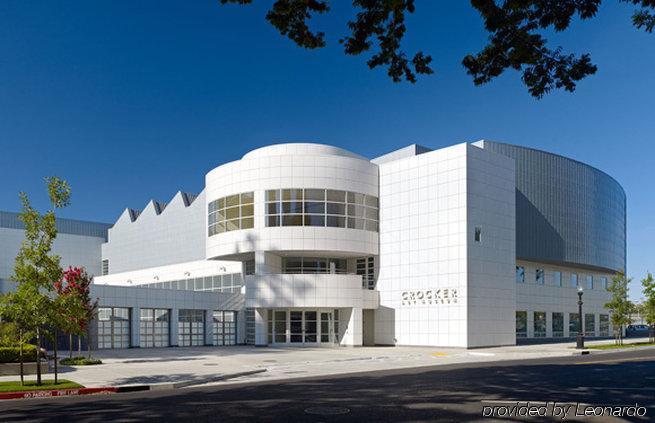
[1,337,651,389]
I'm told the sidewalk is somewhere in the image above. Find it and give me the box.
[0,337,650,389]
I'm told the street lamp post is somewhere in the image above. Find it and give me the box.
[576,286,585,349]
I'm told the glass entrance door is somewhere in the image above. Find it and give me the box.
[290,311,303,343]
[270,309,336,345]
[320,312,332,343]
[303,311,318,344]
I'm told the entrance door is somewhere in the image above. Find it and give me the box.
[290,311,303,343]
[320,312,333,343]
[303,311,318,344]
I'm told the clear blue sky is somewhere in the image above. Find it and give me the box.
[0,1,652,300]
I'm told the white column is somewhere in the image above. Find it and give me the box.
[255,308,268,346]
[130,307,140,348]
[340,307,363,346]
[170,309,179,346]
[205,309,214,346]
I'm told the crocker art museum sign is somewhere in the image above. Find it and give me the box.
[401,288,459,306]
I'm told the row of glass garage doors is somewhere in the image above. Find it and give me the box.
[97,307,237,349]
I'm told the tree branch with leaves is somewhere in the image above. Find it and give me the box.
[219,0,654,96]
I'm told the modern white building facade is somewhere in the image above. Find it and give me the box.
[1,141,626,349]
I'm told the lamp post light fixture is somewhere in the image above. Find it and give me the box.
[576,286,585,349]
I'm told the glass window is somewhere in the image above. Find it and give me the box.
[240,192,254,204]
[208,191,254,236]
[282,189,303,201]
[282,215,303,226]
[536,269,544,284]
[326,202,346,215]
[326,190,346,202]
[327,216,346,228]
[282,201,303,214]
[265,188,378,232]
[570,273,578,288]
[552,312,564,337]
[304,215,325,227]
[516,311,527,338]
[516,266,525,283]
[474,227,482,243]
[348,218,365,230]
[266,190,279,201]
[225,194,239,207]
[357,257,375,289]
[585,313,595,336]
[533,312,546,337]
[569,313,580,337]
[304,189,325,201]
[304,201,325,214]
[601,276,608,290]
[586,275,594,290]
[267,202,280,214]
[599,314,609,336]
[553,271,562,287]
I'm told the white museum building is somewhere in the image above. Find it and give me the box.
[0,141,626,349]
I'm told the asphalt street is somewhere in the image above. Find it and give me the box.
[1,348,653,422]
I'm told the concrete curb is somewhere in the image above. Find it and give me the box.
[0,369,267,400]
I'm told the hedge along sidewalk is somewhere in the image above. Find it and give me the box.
[0,345,38,363]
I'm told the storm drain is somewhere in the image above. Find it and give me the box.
[304,407,350,416]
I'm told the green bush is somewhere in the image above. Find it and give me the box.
[59,357,102,366]
[0,322,21,347]
[0,344,38,363]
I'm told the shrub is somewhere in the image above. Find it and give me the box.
[0,322,21,347]
[0,345,38,363]
[59,357,102,366]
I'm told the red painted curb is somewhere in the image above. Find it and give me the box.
[0,387,118,400]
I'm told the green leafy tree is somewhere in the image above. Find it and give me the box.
[0,300,35,385]
[220,0,655,96]
[5,176,71,385]
[641,272,655,342]
[605,271,634,345]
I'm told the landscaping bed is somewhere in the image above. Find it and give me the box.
[586,341,655,350]
[0,379,83,393]
[59,357,102,366]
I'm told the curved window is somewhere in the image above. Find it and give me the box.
[208,192,254,236]
[266,189,378,232]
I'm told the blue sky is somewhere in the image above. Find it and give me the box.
[0,1,652,299]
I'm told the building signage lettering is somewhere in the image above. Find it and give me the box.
[401,288,459,306]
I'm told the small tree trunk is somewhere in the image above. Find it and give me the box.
[78,336,81,356]
[69,333,73,359]
[53,330,58,385]
[35,327,42,386]
[19,330,24,386]
[87,327,92,359]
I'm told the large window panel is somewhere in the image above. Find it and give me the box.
[208,191,254,236]
[265,188,378,232]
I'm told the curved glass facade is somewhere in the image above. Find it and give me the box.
[207,192,254,236]
[265,188,379,232]
[480,141,626,272]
